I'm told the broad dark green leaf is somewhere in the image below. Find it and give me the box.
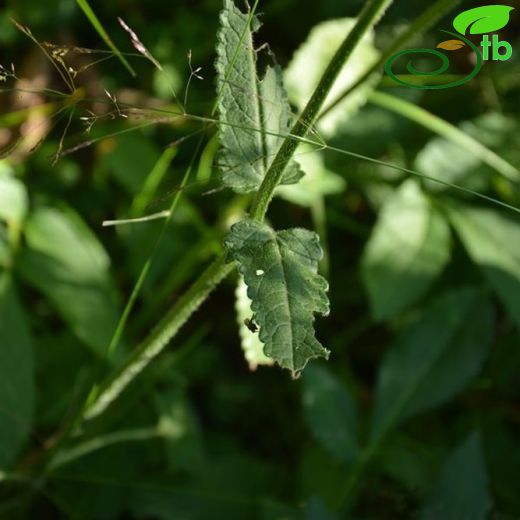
[453,5,514,35]
[371,289,493,441]
[224,219,329,376]
[447,204,520,331]
[155,387,205,474]
[379,434,445,494]
[302,365,358,462]
[421,432,492,520]
[17,206,120,356]
[362,180,451,320]
[215,0,303,193]
[300,446,347,511]
[0,274,34,468]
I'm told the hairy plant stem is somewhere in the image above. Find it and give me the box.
[250,0,394,221]
[70,0,395,430]
[83,256,234,420]
[319,0,463,120]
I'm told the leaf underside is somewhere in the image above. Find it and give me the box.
[235,276,274,370]
[225,219,330,376]
[215,0,303,193]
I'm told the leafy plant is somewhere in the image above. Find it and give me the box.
[1,0,519,517]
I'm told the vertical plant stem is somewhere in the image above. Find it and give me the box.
[249,0,394,221]
[84,255,235,420]
[318,0,463,120]
[70,0,395,428]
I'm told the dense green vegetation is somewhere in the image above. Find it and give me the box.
[1,0,519,518]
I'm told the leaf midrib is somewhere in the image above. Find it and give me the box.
[273,235,295,368]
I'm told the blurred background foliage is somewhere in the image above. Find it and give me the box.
[0,0,519,518]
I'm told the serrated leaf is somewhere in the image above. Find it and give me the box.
[285,18,379,137]
[453,5,514,35]
[224,219,329,375]
[235,276,274,370]
[215,0,303,193]
[421,432,492,520]
[436,39,465,51]
[446,204,520,332]
[302,365,358,463]
[362,180,451,320]
[17,206,121,356]
[0,274,34,468]
[370,289,493,441]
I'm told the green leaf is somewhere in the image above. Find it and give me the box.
[453,5,514,35]
[155,387,205,474]
[370,289,494,441]
[224,219,329,376]
[369,91,520,184]
[215,0,303,193]
[446,204,520,332]
[421,432,492,520]
[362,180,451,320]
[17,206,121,356]
[76,0,136,76]
[379,434,445,494]
[0,228,9,268]
[276,145,346,207]
[0,274,34,468]
[235,276,274,370]
[0,174,28,226]
[302,365,358,463]
[415,138,486,193]
[285,18,379,137]
[305,496,338,520]
[300,446,347,509]
[103,133,161,195]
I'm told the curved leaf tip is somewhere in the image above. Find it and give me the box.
[453,5,514,35]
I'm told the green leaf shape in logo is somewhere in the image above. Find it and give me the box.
[453,5,514,35]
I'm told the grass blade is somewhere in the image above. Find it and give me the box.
[76,0,136,77]
[369,90,520,182]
